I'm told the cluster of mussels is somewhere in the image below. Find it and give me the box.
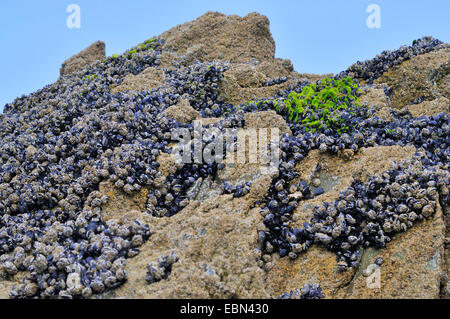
[262,76,289,87]
[145,111,245,217]
[0,39,235,298]
[223,181,252,198]
[278,284,325,299]
[145,252,178,284]
[0,32,448,299]
[256,107,449,267]
[262,156,448,268]
[338,36,445,83]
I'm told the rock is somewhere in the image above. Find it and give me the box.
[359,85,393,121]
[227,64,267,88]
[359,84,415,121]
[2,10,449,301]
[194,176,223,202]
[60,41,105,77]
[159,12,331,106]
[158,12,300,105]
[268,145,446,299]
[257,59,296,78]
[244,110,291,136]
[375,47,449,108]
[161,98,199,124]
[291,145,417,228]
[218,60,333,106]
[334,202,445,299]
[0,281,14,299]
[111,67,165,93]
[161,12,275,64]
[0,271,28,299]
[443,206,450,298]
[407,97,450,117]
[297,73,335,83]
[156,152,178,179]
[219,62,295,105]
[97,181,149,222]
[374,107,395,122]
[266,245,356,298]
[200,117,222,126]
[218,163,274,189]
[98,175,274,299]
[158,51,180,70]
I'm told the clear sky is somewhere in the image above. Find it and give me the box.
[0,0,449,111]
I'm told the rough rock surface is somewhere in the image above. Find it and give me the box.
[219,62,292,105]
[336,205,445,299]
[90,144,445,299]
[266,203,445,299]
[1,11,449,300]
[97,181,149,222]
[60,41,106,77]
[219,60,332,105]
[375,47,449,108]
[291,145,418,227]
[0,280,14,299]
[407,97,450,117]
[161,12,275,64]
[265,146,446,298]
[359,85,393,121]
[444,211,450,298]
[244,111,291,136]
[98,174,274,299]
[161,98,200,124]
[111,67,165,93]
[360,86,390,109]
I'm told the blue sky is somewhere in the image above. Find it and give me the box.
[1,0,449,111]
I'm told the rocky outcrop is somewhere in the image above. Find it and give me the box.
[375,47,449,108]
[161,12,275,64]
[244,110,291,136]
[161,98,200,124]
[219,61,294,105]
[407,97,450,117]
[111,67,166,93]
[265,146,446,298]
[91,144,447,299]
[98,173,274,299]
[1,11,449,300]
[359,85,393,121]
[60,41,106,77]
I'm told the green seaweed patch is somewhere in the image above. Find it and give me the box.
[236,76,363,135]
[283,76,361,133]
[125,40,157,58]
[127,48,138,57]
[385,128,397,135]
[82,74,98,82]
[106,38,160,62]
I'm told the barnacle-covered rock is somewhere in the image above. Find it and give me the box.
[375,46,449,108]
[161,98,200,124]
[60,41,106,77]
[110,66,166,93]
[0,11,448,301]
[407,97,450,117]
[96,174,274,299]
[278,283,325,299]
